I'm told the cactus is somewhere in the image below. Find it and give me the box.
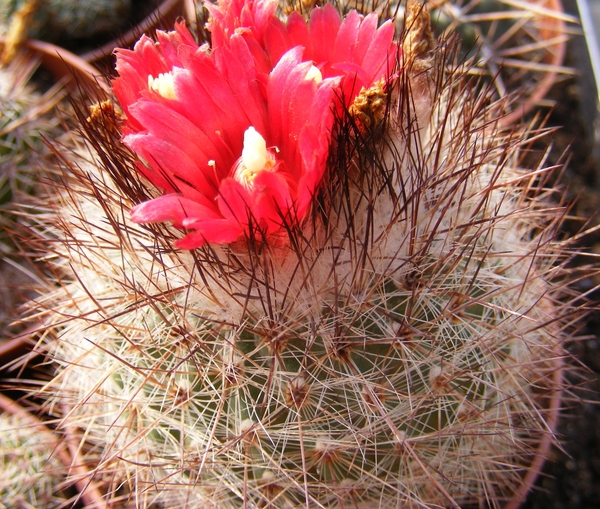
[25,0,581,508]
[0,410,68,509]
[0,51,61,333]
[0,52,59,224]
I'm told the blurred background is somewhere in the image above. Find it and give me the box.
[521,0,600,507]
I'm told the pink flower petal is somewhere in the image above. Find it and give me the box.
[168,68,239,169]
[183,54,253,151]
[266,46,305,149]
[123,134,217,197]
[333,10,361,69]
[217,178,253,227]
[132,160,176,193]
[124,35,166,79]
[175,221,244,249]
[128,100,221,179]
[286,11,311,52]
[214,34,269,138]
[309,4,342,69]
[354,12,379,66]
[131,194,220,228]
[207,0,277,50]
[362,20,398,83]
[252,170,293,231]
[262,16,290,66]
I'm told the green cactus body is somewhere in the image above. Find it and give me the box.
[0,412,68,509]
[28,4,573,509]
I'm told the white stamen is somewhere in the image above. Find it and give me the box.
[233,127,277,190]
[148,72,176,99]
[305,65,323,84]
[241,127,268,174]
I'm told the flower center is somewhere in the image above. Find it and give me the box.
[233,127,277,189]
[305,65,323,84]
[148,72,176,99]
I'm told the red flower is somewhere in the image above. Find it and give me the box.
[208,0,397,98]
[113,0,399,249]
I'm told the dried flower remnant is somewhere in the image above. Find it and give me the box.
[112,0,399,249]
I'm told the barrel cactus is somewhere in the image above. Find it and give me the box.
[27,0,577,507]
[0,399,69,509]
[0,51,61,333]
[0,51,59,240]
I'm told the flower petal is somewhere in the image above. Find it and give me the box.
[128,100,222,182]
[296,79,339,217]
[214,34,269,138]
[252,170,293,231]
[361,20,398,83]
[333,10,362,70]
[266,46,305,150]
[168,67,239,170]
[175,221,244,249]
[207,0,278,50]
[263,16,291,66]
[353,12,379,66]
[131,194,220,228]
[286,11,311,51]
[124,133,218,198]
[154,21,198,67]
[217,178,253,227]
[183,53,253,151]
[309,4,342,69]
